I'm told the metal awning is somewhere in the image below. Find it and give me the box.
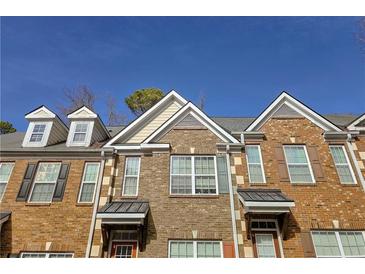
[97,201,149,225]
[238,189,295,213]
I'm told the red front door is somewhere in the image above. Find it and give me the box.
[111,242,137,258]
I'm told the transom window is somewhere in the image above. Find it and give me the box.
[312,231,365,257]
[115,245,133,258]
[283,145,314,183]
[72,123,88,143]
[78,162,100,203]
[246,145,265,183]
[21,252,73,258]
[122,157,141,196]
[170,156,217,195]
[0,163,15,201]
[169,241,222,258]
[29,163,61,203]
[29,124,46,143]
[330,145,356,184]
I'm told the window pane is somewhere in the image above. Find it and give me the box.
[79,183,95,202]
[84,163,99,182]
[0,183,6,199]
[197,242,221,258]
[246,146,261,163]
[195,176,216,194]
[30,183,55,202]
[171,176,192,194]
[330,147,347,164]
[287,165,313,182]
[73,133,86,142]
[21,253,47,258]
[75,123,88,132]
[35,163,61,182]
[123,177,138,196]
[48,253,73,258]
[30,134,43,142]
[336,166,354,184]
[172,157,192,175]
[0,163,14,182]
[170,242,193,258]
[312,232,341,257]
[339,232,365,257]
[248,164,264,183]
[125,157,140,176]
[195,157,215,175]
[33,124,46,133]
[284,146,308,163]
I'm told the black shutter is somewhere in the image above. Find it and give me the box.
[217,155,229,194]
[53,163,70,201]
[17,163,37,201]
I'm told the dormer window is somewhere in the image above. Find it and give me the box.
[30,124,46,143]
[72,123,89,143]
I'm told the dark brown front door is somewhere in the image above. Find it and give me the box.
[111,242,137,258]
[252,231,281,258]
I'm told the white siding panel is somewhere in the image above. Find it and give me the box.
[126,101,181,143]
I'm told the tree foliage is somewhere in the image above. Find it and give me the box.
[0,120,16,134]
[125,88,164,116]
[58,85,96,117]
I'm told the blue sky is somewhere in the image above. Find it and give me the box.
[1,17,364,131]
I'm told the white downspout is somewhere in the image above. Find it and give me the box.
[85,151,107,257]
[226,144,239,258]
[346,134,365,191]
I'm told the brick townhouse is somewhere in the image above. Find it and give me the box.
[1,90,365,258]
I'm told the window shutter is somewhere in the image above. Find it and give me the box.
[301,232,316,258]
[16,163,37,201]
[53,163,70,201]
[223,241,235,258]
[274,145,290,182]
[217,155,229,194]
[307,145,325,182]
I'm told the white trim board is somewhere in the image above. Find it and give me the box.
[104,90,187,147]
[347,113,365,130]
[246,92,343,132]
[142,102,239,144]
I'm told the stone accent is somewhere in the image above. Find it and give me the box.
[244,246,254,258]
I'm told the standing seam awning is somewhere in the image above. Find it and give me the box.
[96,201,149,224]
[237,189,295,213]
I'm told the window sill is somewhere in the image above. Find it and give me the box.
[340,184,358,187]
[25,202,52,207]
[76,203,94,207]
[120,196,139,200]
[169,195,219,199]
[290,183,317,186]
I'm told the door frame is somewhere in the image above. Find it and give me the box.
[107,230,139,258]
[250,218,284,258]
[110,241,138,258]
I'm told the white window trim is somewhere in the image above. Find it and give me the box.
[22,121,52,147]
[28,162,61,203]
[20,252,74,258]
[122,157,141,197]
[283,145,315,184]
[168,240,223,258]
[169,155,218,196]
[311,231,365,258]
[0,162,15,201]
[246,145,266,184]
[255,233,277,258]
[108,230,139,258]
[67,121,94,147]
[330,145,357,185]
[78,162,101,203]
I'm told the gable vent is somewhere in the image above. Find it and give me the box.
[175,114,206,129]
[273,104,303,118]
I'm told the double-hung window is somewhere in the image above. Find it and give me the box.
[170,156,217,195]
[329,145,356,184]
[312,231,365,257]
[29,163,61,203]
[283,145,314,183]
[0,163,14,201]
[72,123,88,143]
[169,241,222,258]
[246,145,265,183]
[78,162,100,203]
[30,124,46,143]
[122,157,141,196]
[21,252,73,258]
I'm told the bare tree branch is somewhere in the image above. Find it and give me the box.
[197,91,206,111]
[106,95,128,126]
[356,17,365,55]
